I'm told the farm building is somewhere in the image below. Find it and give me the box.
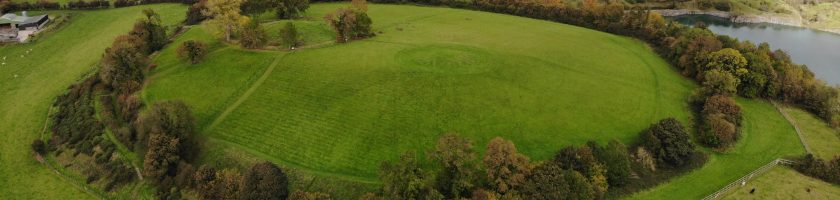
[0,11,50,42]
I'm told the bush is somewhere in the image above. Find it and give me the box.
[483,137,531,195]
[240,19,268,49]
[521,162,595,200]
[379,151,442,199]
[702,95,742,125]
[32,139,47,155]
[430,133,477,198]
[702,69,740,96]
[278,22,302,49]
[324,8,374,43]
[176,40,209,64]
[793,154,840,184]
[640,118,696,168]
[701,113,738,147]
[241,162,289,200]
[98,35,147,92]
[130,9,168,54]
[599,140,632,186]
[275,0,310,19]
[185,0,207,25]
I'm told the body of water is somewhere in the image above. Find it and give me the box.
[671,15,840,85]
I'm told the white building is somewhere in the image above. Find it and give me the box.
[0,11,50,42]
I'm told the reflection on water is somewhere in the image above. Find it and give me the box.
[671,15,840,85]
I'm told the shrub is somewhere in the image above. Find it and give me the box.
[793,154,840,185]
[176,40,209,64]
[185,0,207,25]
[324,8,374,43]
[553,145,608,198]
[702,113,738,148]
[483,137,531,195]
[430,133,477,198]
[379,151,442,199]
[521,162,595,200]
[278,22,302,49]
[139,101,197,184]
[633,147,656,172]
[239,19,268,49]
[599,140,632,186]
[32,139,47,155]
[702,95,742,125]
[241,162,289,200]
[275,0,310,19]
[98,35,147,92]
[702,69,740,96]
[640,118,696,168]
[130,9,169,54]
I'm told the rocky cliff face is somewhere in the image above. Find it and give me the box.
[652,9,840,34]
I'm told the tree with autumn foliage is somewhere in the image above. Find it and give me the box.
[379,151,442,199]
[203,0,249,41]
[429,133,478,198]
[140,101,196,184]
[483,137,531,195]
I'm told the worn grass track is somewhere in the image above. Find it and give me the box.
[146,3,696,182]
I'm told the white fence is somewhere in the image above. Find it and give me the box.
[701,158,796,200]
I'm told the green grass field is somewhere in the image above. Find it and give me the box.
[0,4,186,199]
[782,106,840,160]
[145,3,697,182]
[2,2,820,199]
[627,99,805,199]
[718,104,840,199]
[722,167,840,199]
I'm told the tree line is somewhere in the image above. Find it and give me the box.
[0,0,197,13]
[39,7,303,199]
[793,154,840,186]
[364,118,705,199]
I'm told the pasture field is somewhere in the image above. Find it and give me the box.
[627,99,805,199]
[145,3,697,182]
[781,106,840,160]
[0,4,186,199]
[722,167,840,199]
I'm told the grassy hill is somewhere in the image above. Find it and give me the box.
[144,3,697,182]
[0,4,186,199]
[627,99,805,199]
[717,105,840,200]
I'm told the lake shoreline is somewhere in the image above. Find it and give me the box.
[652,9,840,35]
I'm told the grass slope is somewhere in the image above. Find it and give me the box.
[782,106,840,160]
[722,167,840,199]
[146,3,696,182]
[0,4,186,199]
[627,99,805,199]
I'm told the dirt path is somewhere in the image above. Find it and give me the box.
[205,53,288,131]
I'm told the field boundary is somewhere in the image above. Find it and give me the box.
[702,158,796,200]
[772,101,812,154]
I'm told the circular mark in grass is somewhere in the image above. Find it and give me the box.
[395,44,499,74]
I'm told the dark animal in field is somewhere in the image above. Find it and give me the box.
[750,188,755,194]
